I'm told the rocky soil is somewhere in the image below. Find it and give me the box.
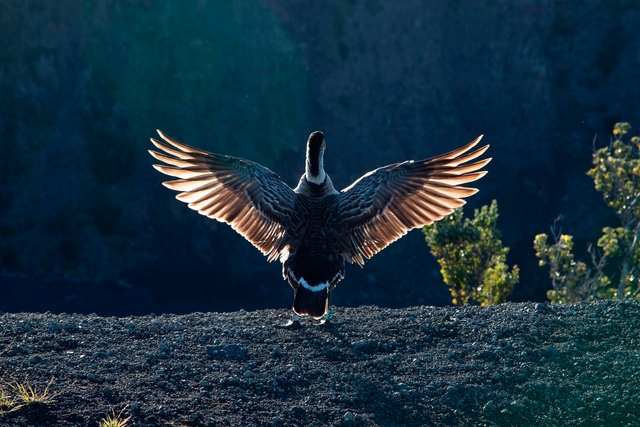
[1,301,639,427]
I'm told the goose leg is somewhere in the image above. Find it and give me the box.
[315,317,331,327]
[279,313,303,329]
[314,309,341,327]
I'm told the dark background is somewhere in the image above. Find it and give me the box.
[1,0,639,316]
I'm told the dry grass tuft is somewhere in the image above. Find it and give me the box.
[99,408,132,427]
[0,377,64,414]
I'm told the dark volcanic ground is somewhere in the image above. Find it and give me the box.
[1,301,639,427]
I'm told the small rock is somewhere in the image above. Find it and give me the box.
[352,340,371,349]
[477,350,499,362]
[545,345,558,357]
[206,344,248,359]
[63,323,77,332]
[535,303,549,312]
[344,411,355,424]
[291,405,304,415]
[482,400,496,414]
[168,321,183,331]
[243,370,255,378]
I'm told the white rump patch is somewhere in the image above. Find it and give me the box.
[288,268,330,292]
[299,277,330,292]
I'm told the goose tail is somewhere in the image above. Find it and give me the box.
[293,286,329,319]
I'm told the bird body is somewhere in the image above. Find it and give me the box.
[287,177,342,318]
[149,130,490,319]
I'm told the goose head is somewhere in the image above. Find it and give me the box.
[305,131,326,185]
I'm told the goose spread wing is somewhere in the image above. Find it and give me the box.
[336,136,490,265]
[149,130,297,262]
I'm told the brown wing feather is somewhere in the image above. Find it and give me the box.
[336,135,490,265]
[149,130,297,262]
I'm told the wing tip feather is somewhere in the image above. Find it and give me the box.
[148,150,166,162]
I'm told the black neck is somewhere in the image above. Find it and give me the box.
[307,146,321,176]
[305,131,325,184]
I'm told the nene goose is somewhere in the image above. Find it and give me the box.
[149,130,490,322]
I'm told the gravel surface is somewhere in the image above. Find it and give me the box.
[0,301,639,426]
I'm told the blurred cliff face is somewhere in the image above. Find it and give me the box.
[0,1,308,280]
[1,0,639,312]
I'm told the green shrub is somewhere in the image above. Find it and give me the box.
[535,122,640,301]
[423,200,519,306]
[534,225,610,303]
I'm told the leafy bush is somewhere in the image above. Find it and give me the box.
[423,200,519,306]
[535,122,640,302]
[534,222,610,303]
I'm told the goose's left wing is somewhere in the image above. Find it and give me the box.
[335,136,490,265]
[149,130,298,262]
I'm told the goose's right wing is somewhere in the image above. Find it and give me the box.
[149,130,297,262]
[335,136,490,265]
